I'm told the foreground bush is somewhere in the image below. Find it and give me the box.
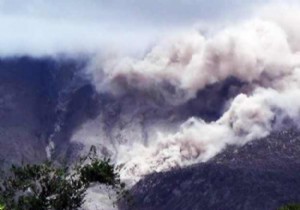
[0,146,126,210]
[279,204,300,210]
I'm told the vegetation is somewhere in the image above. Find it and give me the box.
[0,197,5,210]
[0,146,127,210]
[279,204,300,210]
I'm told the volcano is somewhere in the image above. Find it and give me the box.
[1,1,300,209]
[1,57,300,210]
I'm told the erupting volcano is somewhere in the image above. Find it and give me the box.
[1,1,300,209]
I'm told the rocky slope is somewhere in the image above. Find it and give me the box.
[0,57,95,168]
[121,129,300,210]
[0,57,245,168]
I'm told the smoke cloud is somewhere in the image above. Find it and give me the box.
[81,3,300,184]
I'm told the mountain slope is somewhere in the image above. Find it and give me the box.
[122,129,300,210]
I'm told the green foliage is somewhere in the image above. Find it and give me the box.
[0,146,127,210]
[279,204,300,210]
[0,204,5,210]
[0,161,85,210]
[80,158,117,185]
[0,196,5,210]
[75,146,129,202]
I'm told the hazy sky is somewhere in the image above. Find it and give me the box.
[0,0,265,23]
[0,0,293,56]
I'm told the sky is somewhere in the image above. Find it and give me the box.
[0,0,277,57]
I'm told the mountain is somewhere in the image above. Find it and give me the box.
[121,129,300,210]
[0,57,98,169]
[1,57,300,210]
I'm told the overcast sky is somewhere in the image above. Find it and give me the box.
[0,0,294,56]
[0,0,270,25]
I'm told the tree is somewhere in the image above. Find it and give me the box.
[0,146,127,210]
[0,197,5,210]
[279,204,300,210]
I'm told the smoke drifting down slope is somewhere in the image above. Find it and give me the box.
[75,7,300,183]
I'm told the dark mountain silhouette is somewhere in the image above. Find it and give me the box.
[121,129,300,210]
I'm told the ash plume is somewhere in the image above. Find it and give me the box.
[80,4,300,183]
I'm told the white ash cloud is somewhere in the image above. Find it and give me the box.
[83,3,300,183]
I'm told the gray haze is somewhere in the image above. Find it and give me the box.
[0,0,276,56]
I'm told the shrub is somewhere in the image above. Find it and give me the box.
[279,204,300,210]
[0,146,126,210]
